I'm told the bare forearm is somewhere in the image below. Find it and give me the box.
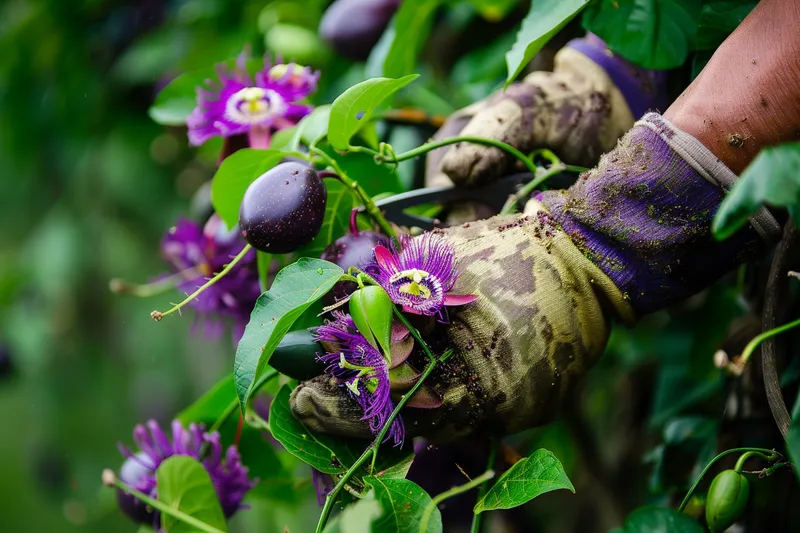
[665,0,800,173]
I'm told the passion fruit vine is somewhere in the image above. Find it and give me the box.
[239,162,327,253]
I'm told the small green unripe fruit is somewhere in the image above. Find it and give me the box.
[705,469,749,532]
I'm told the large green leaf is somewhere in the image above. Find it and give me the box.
[176,374,235,426]
[211,149,302,229]
[365,477,442,533]
[505,0,589,86]
[582,0,703,69]
[696,0,757,51]
[713,143,800,240]
[610,506,704,533]
[382,0,441,79]
[473,449,574,513]
[156,456,228,533]
[233,259,343,409]
[328,75,419,151]
[322,492,384,533]
[269,385,414,479]
[295,179,352,259]
[269,385,358,475]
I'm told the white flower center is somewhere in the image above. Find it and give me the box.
[390,268,432,299]
[225,87,286,125]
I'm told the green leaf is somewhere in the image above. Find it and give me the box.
[473,449,574,513]
[467,0,520,22]
[365,477,442,533]
[269,385,360,475]
[295,179,352,259]
[233,259,343,409]
[292,105,332,149]
[328,75,419,151]
[582,0,703,69]
[269,385,414,479]
[505,0,589,86]
[211,149,300,229]
[156,456,228,533]
[148,57,264,126]
[382,0,441,79]
[317,142,404,196]
[787,425,800,484]
[176,375,235,427]
[615,506,705,533]
[322,492,384,533]
[713,143,800,240]
[236,426,295,501]
[696,0,757,51]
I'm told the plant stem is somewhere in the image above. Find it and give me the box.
[498,160,582,215]
[311,147,397,239]
[151,244,253,321]
[470,440,499,533]
[734,450,777,473]
[111,476,226,533]
[419,469,496,533]
[678,447,781,512]
[315,354,439,533]
[110,267,205,298]
[379,136,537,177]
[740,315,800,365]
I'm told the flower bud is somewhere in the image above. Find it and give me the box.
[349,285,393,360]
[705,469,749,532]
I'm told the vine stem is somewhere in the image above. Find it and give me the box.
[739,315,800,365]
[470,439,499,533]
[151,244,253,321]
[734,450,776,473]
[110,266,205,298]
[105,472,226,533]
[419,469,496,533]
[362,136,537,177]
[315,314,440,533]
[311,147,397,239]
[678,447,781,512]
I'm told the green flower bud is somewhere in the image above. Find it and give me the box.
[349,285,393,361]
[705,469,749,533]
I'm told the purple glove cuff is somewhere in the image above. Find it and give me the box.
[539,114,772,315]
[567,34,669,119]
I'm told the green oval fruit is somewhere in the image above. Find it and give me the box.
[270,330,325,381]
[349,285,393,358]
[705,469,749,532]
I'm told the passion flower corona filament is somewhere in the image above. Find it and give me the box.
[369,233,476,319]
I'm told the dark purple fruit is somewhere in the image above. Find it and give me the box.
[319,0,400,60]
[321,230,388,302]
[239,162,327,253]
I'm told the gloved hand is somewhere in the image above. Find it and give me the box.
[425,34,667,188]
[289,113,780,442]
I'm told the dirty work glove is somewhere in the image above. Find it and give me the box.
[290,114,780,442]
[426,34,668,188]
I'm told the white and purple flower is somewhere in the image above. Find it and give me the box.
[315,312,405,446]
[368,233,476,320]
[186,51,320,148]
[116,420,256,528]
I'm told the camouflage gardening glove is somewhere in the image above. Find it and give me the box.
[290,114,780,443]
[426,34,668,188]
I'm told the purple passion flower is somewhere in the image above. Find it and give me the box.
[161,215,260,340]
[315,312,404,446]
[116,420,256,527]
[187,51,320,147]
[369,233,476,319]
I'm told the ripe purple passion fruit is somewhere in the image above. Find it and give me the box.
[321,229,388,302]
[239,162,327,253]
